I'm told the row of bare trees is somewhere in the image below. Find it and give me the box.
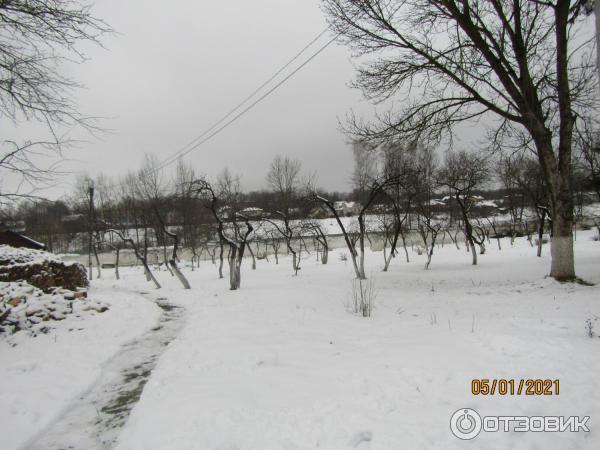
[2,138,598,291]
[311,133,600,280]
[321,0,599,281]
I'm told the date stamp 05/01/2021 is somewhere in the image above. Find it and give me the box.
[471,378,560,396]
[449,378,590,441]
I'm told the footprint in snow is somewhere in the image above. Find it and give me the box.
[348,430,373,447]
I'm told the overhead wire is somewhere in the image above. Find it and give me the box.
[152,28,331,172]
[66,27,337,192]
[154,33,338,170]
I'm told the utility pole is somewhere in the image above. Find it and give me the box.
[88,181,95,281]
[595,0,600,93]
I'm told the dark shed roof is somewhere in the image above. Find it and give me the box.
[0,230,46,250]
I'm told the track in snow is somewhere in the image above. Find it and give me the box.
[23,293,183,450]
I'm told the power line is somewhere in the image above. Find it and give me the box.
[70,28,337,192]
[150,28,332,174]
[156,34,338,169]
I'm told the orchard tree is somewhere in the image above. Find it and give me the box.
[135,154,173,274]
[380,141,420,269]
[192,178,253,291]
[438,150,490,265]
[266,155,303,274]
[322,0,597,280]
[497,155,527,244]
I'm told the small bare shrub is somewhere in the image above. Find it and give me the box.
[351,277,376,317]
[339,252,348,262]
[586,318,595,338]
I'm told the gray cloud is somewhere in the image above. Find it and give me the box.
[31,0,374,197]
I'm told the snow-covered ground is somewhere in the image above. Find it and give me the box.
[0,286,161,450]
[2,231,600,449]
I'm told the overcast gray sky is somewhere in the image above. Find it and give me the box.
[25,0,380,198]
[8,1,593,201]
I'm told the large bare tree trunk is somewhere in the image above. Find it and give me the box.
[548,2,575,281]
[535,132,575,280]
[550,196,575,280]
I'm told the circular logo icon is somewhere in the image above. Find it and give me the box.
[450,408,482,440]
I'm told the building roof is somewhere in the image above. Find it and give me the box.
[0,230,46,250]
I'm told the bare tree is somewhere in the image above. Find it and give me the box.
[516,157,551,256]
[153,206,191,289]
[309,190,363,278]
[266,155,303,273]
[380,141,419,269]
[267,230,282,264]
[103,229,161,289]
[135,154,173,274]
[311,172,404,279]
[485,216,502,251]
[174,158,207,271]
[438,150,490,265]
[410,146,442,270]
[192,179,253,290]
[302,221,329,264]
[322,0,597,280]
[498,155,527,245]
[0,1,110,200]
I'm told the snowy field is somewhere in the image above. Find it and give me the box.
[2,231,600,449]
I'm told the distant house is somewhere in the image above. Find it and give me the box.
[333,201,361,217]
[0,223,46,250]
[239,207,264,219]
[308,205,331,219]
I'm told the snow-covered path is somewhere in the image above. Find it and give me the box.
[22,289,185,450]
